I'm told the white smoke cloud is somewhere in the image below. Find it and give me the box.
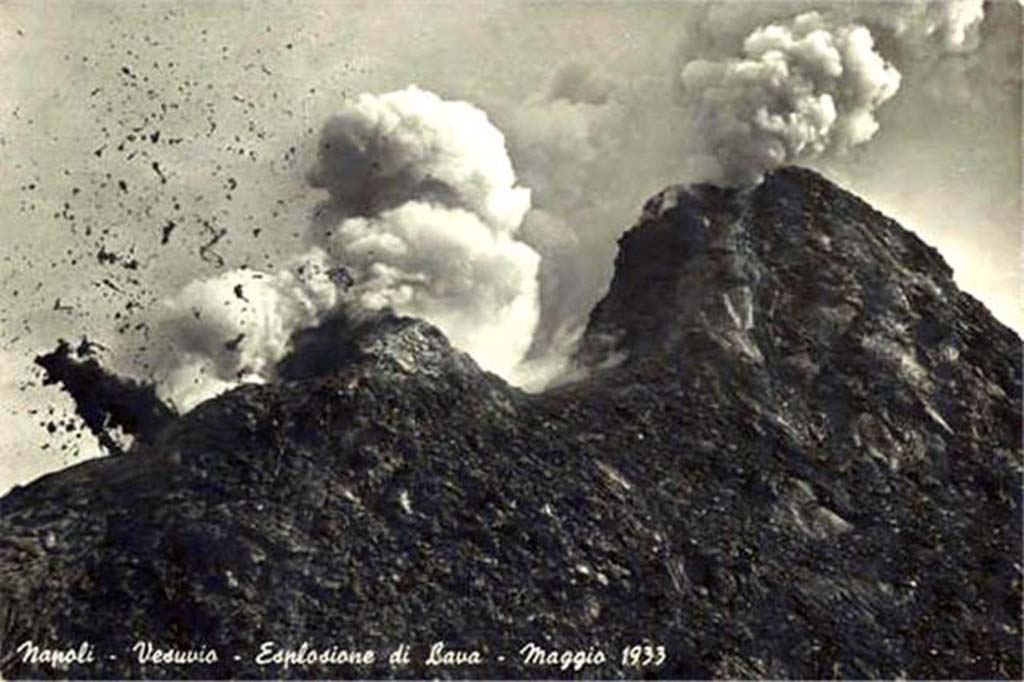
[681,11,902,185]
[307,85,531,233]
[152,248,339,410]
[308,85,541,379]
[147,86,540,410]
[687,0,986,62]
[327,201,540,376]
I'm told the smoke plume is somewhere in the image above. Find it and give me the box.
[152,249,339,410]
[681,11,902,185]
[307,85,540,379]
[148,86,539,409]
[678,0,988,185]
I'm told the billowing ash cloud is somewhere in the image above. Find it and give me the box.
[147,86,539,410]
[681,11,902,185]
[307,85,540,378]
[678,0,989,186]
[308,86,531,232]
[322,201,539,376]
[152,249,338,410]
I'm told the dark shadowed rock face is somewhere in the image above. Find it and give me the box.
[1,167,1020,679]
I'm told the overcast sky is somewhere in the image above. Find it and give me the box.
[1,0,1020,494]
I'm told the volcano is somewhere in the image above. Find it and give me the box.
[1,167,1020,679]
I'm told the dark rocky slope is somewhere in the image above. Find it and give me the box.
[1,167,1020,679]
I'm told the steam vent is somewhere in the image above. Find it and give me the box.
[1,168,1020,679]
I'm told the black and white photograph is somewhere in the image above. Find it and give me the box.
[0,0,1020,679]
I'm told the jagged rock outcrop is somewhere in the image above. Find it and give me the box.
[1,167,1020,679]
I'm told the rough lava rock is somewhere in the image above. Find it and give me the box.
[1,167,1020,679]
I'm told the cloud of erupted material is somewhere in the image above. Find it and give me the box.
[678,0,987,185]
[152,249,339,410]
[150,87,539,409]
[306,85,540,379]
[307,86,531,232]
[681,11,902,185]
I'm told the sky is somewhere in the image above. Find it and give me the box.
[0,0,1020,494]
